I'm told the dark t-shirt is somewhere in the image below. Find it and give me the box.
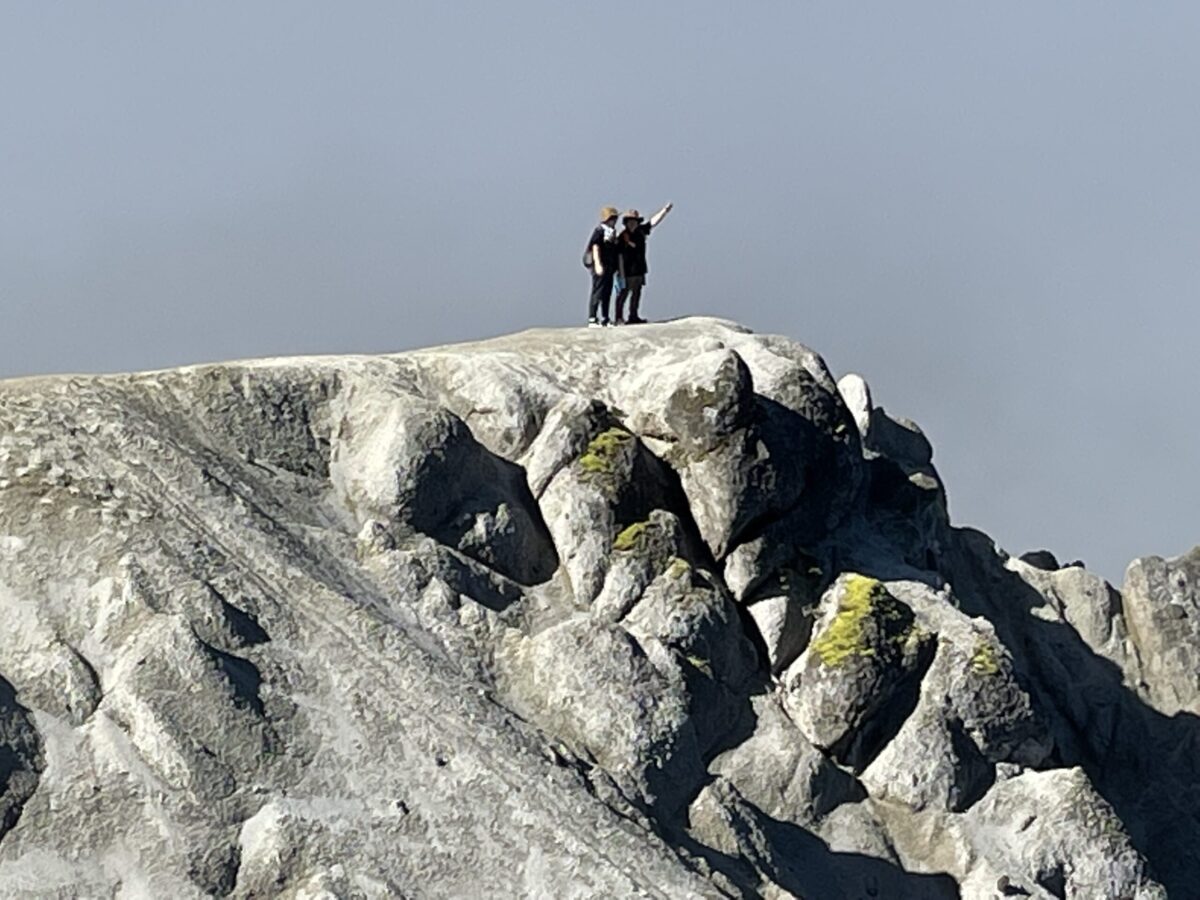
[588,226,620,270]
[618,223,653,277]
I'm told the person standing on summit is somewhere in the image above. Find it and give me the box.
[615,202,673,325]
[585,206,620,327]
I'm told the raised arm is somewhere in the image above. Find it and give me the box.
[649,202,673,228]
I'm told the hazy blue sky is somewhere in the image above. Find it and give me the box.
[3,3,1198,583]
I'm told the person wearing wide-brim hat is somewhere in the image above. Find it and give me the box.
[584,206,621,327]
[615,202,672,325]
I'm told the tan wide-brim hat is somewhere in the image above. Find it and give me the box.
[623,209,643,221]
[599,206,620,221]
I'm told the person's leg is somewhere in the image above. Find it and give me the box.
[627,277,646,322]
[600,271,613,323]
[589,272,607,322]
[614,284,629,323]
[591,271,613,324]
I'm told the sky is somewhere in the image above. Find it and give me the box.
[2,3,1198,583]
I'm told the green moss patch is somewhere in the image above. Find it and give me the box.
[613,520,651,552]
[579,427,633,478]
[810,574,919,668]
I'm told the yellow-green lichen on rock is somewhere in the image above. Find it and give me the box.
[613,520,651,552]
[969,638,1002,676]
[578,427,633,479]
[667,557,691,580]
[810,574,917,668]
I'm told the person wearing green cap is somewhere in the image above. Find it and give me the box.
[615,202,672,325]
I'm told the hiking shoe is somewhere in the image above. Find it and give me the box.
[601,318,612,327]
[627,315,647,325]
[587,317,601,328]
[613,316,625,326]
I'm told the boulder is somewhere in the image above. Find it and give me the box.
[615,341,863,564]
[852,577,1050,813]
[783,574,935,770]
[710,693,863,827]
[688,778,960,900]
[1122,547,1200,715]
[836,373,872,437]
[535,422,683,605]
[1019,549,1060,571]
[621,347,754,455]
[328,382,557,585]
[960,768,1164,899]
[494,616,703,816]
[592,509,691,624]
[519,395,611,498]
[1011,555,1139,680]
[621,555,757,755]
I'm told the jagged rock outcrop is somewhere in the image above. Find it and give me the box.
[1123,548,1200,715]
[0,317,1189,897]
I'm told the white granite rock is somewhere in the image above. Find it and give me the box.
[0,318,1185,897]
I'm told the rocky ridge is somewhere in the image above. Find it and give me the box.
[0,317,1195,898]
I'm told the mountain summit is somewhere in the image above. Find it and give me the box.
[0,318,1192,898]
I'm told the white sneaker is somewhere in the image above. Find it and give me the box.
[602,319,613,328]
[587,318,601,328]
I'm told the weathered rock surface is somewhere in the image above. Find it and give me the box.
[0,317,1189,897]
[1122,547,1200,715]
[957,768,1162,899]
[783,574,935,771]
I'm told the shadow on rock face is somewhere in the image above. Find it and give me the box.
[748,395,865,548]
[0,675,43,840]
[206,642,266,717]
[418,450,560,587]
[683,394,863,566]
[212,588,271,647]
[946,527,1200,895]
[684,778,960,900]
[331,395,560,588]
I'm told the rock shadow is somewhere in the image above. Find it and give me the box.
[678,798,960,900]
[833,637,937,774]
[0,675,43,841]
[723,396,864,557]
[205,643,266,717]
[419,451,560,588]
[210,586,271,647]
